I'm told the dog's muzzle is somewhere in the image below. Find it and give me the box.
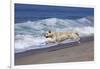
[45,36,49,38]
[45,35,53,38]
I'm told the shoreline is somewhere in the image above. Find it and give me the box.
[15,36,94,65]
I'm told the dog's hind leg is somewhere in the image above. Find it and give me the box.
[77,38,80,44]
[78,41,80,44]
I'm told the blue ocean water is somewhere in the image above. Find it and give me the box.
[15,4,94,23]
[15,4,94,53]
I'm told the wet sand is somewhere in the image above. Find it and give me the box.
[15,40,94,65]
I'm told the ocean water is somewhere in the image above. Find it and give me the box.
[15,4,94,53]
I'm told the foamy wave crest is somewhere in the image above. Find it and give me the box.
[15,16,94,53]
[15,35,48,53]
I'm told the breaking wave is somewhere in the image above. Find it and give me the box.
[15,16,94,53]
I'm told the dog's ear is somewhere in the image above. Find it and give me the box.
[48,30,51,33]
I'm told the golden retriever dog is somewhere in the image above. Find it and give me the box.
[44,30,80,44]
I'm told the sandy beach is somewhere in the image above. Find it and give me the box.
[15,39,94,65]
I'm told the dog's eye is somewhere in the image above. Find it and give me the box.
[48,30,51,33]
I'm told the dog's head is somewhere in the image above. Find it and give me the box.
[44,30,53,38]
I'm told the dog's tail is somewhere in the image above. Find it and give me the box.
[75,32,79,37]
[75,32,80,42]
